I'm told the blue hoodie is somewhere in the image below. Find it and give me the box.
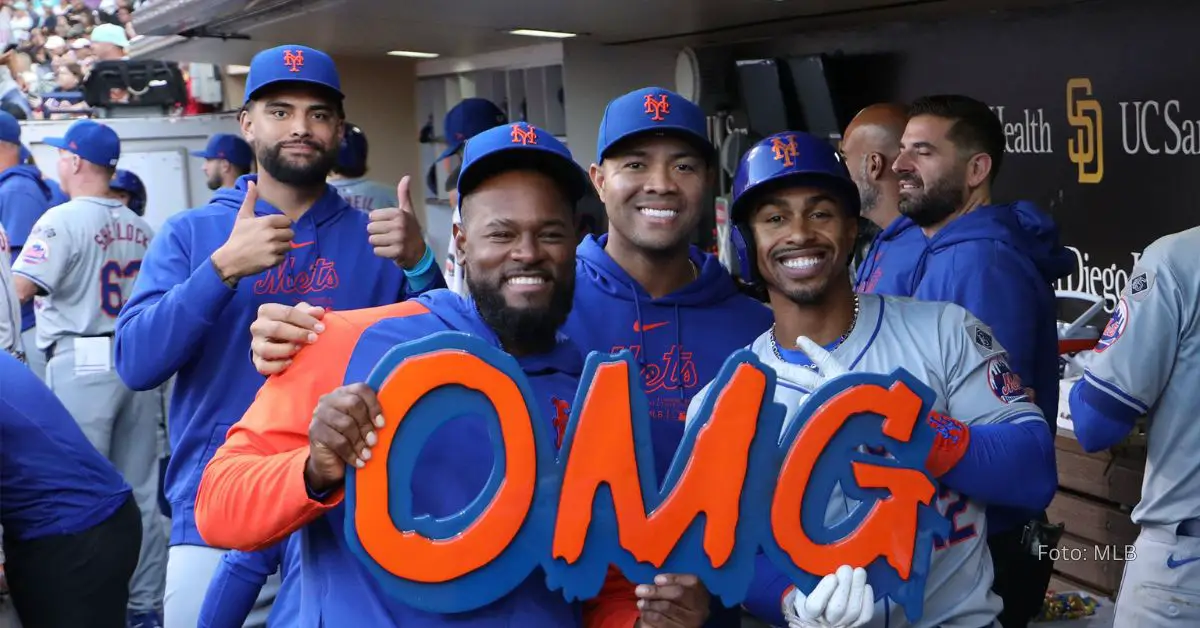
[565,235,774,482]
[0,165,57,331]
[195,290,588,626]
[854,215,927,296]
[198,534,301,628]
[564,235,773,628]
[114,175,445,546]
[0,351,131,542]
[911,202,1073,533]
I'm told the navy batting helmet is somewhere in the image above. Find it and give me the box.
[110,169,147,216]
[728,131,859,285]
[338,122,368,172]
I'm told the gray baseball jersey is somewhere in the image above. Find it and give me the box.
[0,223,23,357]
[330,177,398,212]
[687,294,1046,628]
[12,196,153,351]
[1082,226,1200,526]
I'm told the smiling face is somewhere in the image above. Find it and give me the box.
[456,168,577,353]
[589,134,710,256]
[240,84,343,187]
[748,185,857,306]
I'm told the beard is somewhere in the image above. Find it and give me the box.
[897,169,966,227]
[258,139,337,187]
[469,270,575,354]
[206,171,222,191]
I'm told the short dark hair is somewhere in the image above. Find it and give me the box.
[908,95,1005,182]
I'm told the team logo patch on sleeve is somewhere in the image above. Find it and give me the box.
[1095,298,1129,353]
[968,323,1003,359]
[1128,269,1154,302]
[20,239,49,265]
[987,356,1029,404]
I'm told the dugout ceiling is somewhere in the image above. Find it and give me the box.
[131,0,1086,61]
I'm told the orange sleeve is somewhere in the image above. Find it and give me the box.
[195,301,429,551]
[582,566,640,628]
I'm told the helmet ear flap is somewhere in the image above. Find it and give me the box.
[731,224,752,284]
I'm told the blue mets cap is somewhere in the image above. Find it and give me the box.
[244,44,342,104]
[456,122,589,209]
[44,119,120,167]
[427,98,508,194]
[0,111,20,144]
[110,169,147,215]
[595,86,713,164]
[190,133,253,169]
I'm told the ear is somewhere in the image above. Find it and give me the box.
[588,162,605,199]
[453,222,467,265]
[966,153,993,188]
[866,152,885,181]
[238,108,254,144]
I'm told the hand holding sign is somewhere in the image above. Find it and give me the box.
[784,566,873,628]
[368,175,428,269]
[306,383,385,494]
[634,573,710,628]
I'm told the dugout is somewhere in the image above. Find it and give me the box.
[126,0,1179,609]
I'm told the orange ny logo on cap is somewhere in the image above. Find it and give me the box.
[510,124,538,145]
[283,49,304,73]
[772,135,799,167]
[644,94,670,121]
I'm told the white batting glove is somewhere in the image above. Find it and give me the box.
[772,335,850,391]
[782,565,874,628]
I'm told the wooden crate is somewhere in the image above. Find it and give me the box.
[1047,432,1145,598]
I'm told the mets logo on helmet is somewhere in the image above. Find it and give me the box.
[771,135,799,167]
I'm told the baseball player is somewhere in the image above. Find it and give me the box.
[195,122,708,626]
[198,535,301,628]
[893,95,1074,625]
[0,114,57,379]
[1067,226,1200,625]
[191,133,254,191]
[0,223,23,361]
[0,350,142,627]
[683,131,1057,628]
[839,103,927,296]
[246,87,773,627]
[110,168,148,217]
[328,122,399,211]
[112,44,444,627]
[424,97,507,197]
[9,119,167,627]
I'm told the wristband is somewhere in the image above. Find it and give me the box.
[403,244,435,277]
[925,411,971,478]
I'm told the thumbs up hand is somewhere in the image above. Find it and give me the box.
[368,175,428,269]
[210,181,296,286]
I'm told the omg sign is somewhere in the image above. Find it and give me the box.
[343,333,951,623]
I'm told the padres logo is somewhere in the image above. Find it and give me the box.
[1066,78,1103,184]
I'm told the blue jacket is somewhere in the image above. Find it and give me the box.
[854,216,927,296]
[114,175,445,546]
[564,235,773,628]
[0,352,131,542]
[911,202,1073,533]
[198,535,301,628]
[195,291,588,626]
[0,165,57,331]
